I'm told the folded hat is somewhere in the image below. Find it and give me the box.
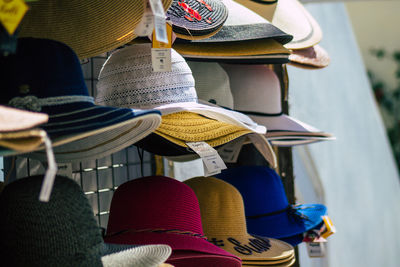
[221,64,335,146]
[166,0,228,40]
[184,176,295,265]
[0,38,162,163]
[215,166,327,239]
[0,175,172,267]
[19,0,173,58]
[289,44,330,69]
[104,176,242,267]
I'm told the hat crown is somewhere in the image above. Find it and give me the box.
[0,175,103,266]
[188,61,234,109]
[223,64,282,114]
[107,176,205,236]
[96,43,197,109]
[184,177,248,236]
[216,166,289,216]
[0,38,89,107]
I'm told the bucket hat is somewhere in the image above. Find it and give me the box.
[289,44,331,69]
[184,176,295,266]
[215,166,327,239]
[221,64,335,146]
[19,0,173,59]
[166,0,228,40]
[0,175,172,267]
[104,176,242,267]
[0,38,161,163]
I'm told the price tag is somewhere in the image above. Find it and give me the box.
[0,0,28,35]
[135,0,154,36]
[187,141,227,177]
[151,22,172,72]
[306,242,326,258]
[217,136,245,163]
[149,0,168,43]
[39,133,58,202]
[320,215,336,239]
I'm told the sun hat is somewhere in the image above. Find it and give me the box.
[166,0,228,40]
[288,44,331,69]
[184,176,295,265]
[18,0,173,59]
[235,0,277,21]
[0,175,173,267]
[0,38,162,163]
[104,176,242,267]
[215,166,327,239]
[221,64,335,145]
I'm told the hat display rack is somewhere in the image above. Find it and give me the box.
[0,0,336,266]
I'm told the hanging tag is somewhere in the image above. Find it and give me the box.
[39,133,58,202]
[148,0,168,43]
[217,136,245,163]
[320,215,336,239]
[151,22,172,72]
[135,0,154,36]
[187,141,227,177]
[0,0,28,35]
[306,242,326,258]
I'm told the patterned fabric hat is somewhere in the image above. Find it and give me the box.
[105,176,242,267]
[19,0,173,58]
[0,38,161,163]
[0,175,172,267]
[184,176,295,265]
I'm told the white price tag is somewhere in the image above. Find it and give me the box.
[217,136,245,163]
[187,142,227,177]
[149,0,168,43]
[39,133,58,202]
[135,1,154,36]
[306,242,326,258]
[151,48,171,72]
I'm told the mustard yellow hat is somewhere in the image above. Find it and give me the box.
[184,177,295,265]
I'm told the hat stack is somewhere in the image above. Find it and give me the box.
[184,176,296,266]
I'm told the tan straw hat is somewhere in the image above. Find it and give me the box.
[288,44,330,69]
[19,0,173,58]
[184,177,295,265]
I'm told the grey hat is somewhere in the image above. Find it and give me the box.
[0,175,171,267]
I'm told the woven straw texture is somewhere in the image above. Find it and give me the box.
[0,105,48,132]
[184,177,295,262]
[19,0,173,58]
[155,112,251,147]
[0,175,104,266]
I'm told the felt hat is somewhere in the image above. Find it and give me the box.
[221,64,335,146]
[288,44,331,69]
[215,166,327,239]
[184,176,295,265]
[104,176,242,267]
[166,0,228,40]
[19,0,173,58]
[0,105,48,155]
[0,38,161,163]
[0,175,172,267]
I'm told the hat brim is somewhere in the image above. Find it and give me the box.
[268,136,335,147]
[168,251,242,266]
[288,45,330,69]
[247,204,327,238]
[0,129,45,153]
[241,252,294,264]
[0,105,48,132]
[242,256,296,266]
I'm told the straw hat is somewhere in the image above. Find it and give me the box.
[184,176,295,266]
[1,38,162,163]
[19,0,173,58]
[215,166,327,239]
[221,64,335,146]
[289,44,330,69]
[166,0,228,40]
[105,176,242,267]
[0,175,172,267]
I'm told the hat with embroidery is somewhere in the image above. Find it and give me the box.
[184,176,295,265]
[19,0,173,58]
[0,38,161,163]
[215,166,327,239]
[104,176,242,267]
[0,175,173,267]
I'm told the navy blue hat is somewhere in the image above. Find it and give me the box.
[215,166,327,239]
[0,38,162,162]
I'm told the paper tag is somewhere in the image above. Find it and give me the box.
[306,242,326,258]
[148,0,168,43]
[320,215,336,239]
[39,133,58,202]
[217,136,245,163]
[151,48,171,72]
[0,0,28,35]
[56,163,72,178]
[135,0,154,36]
[187,142,227,177]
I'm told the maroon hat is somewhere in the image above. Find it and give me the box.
[104,176,241,267]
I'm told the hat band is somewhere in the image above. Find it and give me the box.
[234,109,283,117]
[8,95,94,112]
[105,228,208,240]
[246,205,310,222]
